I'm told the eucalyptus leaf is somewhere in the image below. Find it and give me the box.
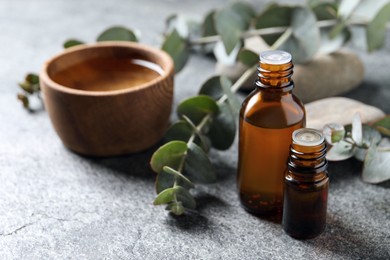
[366,3,390,51]
[26,74,39,85]
[323,123,346,144]
[198,76,240,114]
[181,115,211,152]
[214,3,251,54]
[17,94,29,109]
[279,6,320,63]
[165,120,193,143]
[166,201,185,215]
[177,95,219,125]
[97,26,138,42]
[213,40,241,65]
[153,187,179,205]
[19,74,40,94]
[238,48,259,67]
[175,186,197,209]
[326,140,355,161]
[150,140,188,173]
[354,125,383,161]
[361,125,382,146]
[162,29,190,73]
[255,5,293,46]
[203,10,217,36]
[155,169,194,194]
[63,39,84,48]
[163,166,194,189]
[374,116,390,137]
[199,76,224,100]
[230,2,256,27]
[337,0,361,19]
[166,14,189,38]
[208,101,236,150]
[184,143,217,183]
[363,143,390,183]
[312,2,337,20]
[319,27,351,54]
[352,113,363,146]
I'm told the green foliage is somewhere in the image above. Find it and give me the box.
[324,113,390,183]
[161,29,190,73]
[214,2,255,54]
[366,3,390,51]
[363,142,390,183]
[63,39,84,48]
[374,116,390,136]
[255,5,293,46]
[280,6,320,63]
[96,26,138,42]
[150,73,243,215]
[17,73,41,111]
[238,48,259,67]
[177,95,219,125]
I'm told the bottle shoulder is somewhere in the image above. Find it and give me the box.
[241,88,306,128]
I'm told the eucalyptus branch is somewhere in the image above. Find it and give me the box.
[189,19,390,46]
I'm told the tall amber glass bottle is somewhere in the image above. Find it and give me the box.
[237,50,306,216]
[282,128,329,239]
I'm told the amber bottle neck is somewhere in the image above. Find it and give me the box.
[256,61,294,89]
[288,141,328,175]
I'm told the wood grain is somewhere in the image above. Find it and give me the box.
[40,42,174,156]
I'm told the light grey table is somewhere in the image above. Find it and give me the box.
[0,1,389,259]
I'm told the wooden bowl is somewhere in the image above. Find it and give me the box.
[40,42,174,156]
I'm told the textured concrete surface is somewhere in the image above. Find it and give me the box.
[0,0,389,259]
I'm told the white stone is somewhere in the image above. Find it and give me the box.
[305,97,386,130]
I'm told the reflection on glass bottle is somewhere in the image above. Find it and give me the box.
[237,50,306,216]
[282,128,329,239]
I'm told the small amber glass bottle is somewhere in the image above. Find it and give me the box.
[237,50,306,216]
[282,128,329,239]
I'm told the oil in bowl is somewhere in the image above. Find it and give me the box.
[50,57,164,92]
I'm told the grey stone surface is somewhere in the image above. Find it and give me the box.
[0,0,389,259]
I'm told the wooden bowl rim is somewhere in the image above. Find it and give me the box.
[40,41,174,96]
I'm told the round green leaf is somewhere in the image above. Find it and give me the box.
[163,166,194,189]
[63,39,84,49]
[326,140,354,161]
[184,143,217,183]
[238,48,259,67]
[155,167,194,194]
[363,143,390,183]
[177,95,219,125]
[312,3,337,20]
[165,120,193,143]
[97,26,138,42]
[214,3,251,54]
[202,10,217,36]
[208,101,236,150]
[175,186,196,209]
[150,141,188,173]
[255,5,293,46]
[153,187,179,205]
[199,76,224,100]
[366,3,390,51]
[319,27,351,54]
[279,7,320,63]
[166,201,185,215]
[162,29,190,73]
[199,76,240,114]
[374,116,390,137]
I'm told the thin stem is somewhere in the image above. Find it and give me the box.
[270,28,292,50]
[189,19,390,46]
[217,65,257,105]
